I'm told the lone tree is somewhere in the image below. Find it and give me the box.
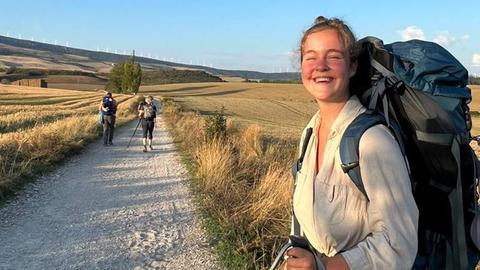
[106,52,142,94]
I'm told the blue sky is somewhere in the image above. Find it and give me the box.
[1,0,479,75]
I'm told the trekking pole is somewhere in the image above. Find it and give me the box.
[127,118,142,148]
[269,241,292,270]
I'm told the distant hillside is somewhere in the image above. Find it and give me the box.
[0,35,300,81]
[142,70,224,85]
[0,67,225,90]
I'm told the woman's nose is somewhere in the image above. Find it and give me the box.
[314,58,329,71]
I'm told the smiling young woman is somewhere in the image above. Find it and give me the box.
[301,29,356,106]
[283,16,419,270]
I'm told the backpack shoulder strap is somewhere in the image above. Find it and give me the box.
[291,127,313,236]
[292,127,313,178]
[339,111,389,200]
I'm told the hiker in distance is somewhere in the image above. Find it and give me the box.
[99,92,117,146]
[283,17,418,270]
[138,95,157,152]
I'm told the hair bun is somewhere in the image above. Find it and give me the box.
[314,16,328,25]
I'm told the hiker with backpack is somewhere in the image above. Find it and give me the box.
[138,95,157,152]
[275,15,480,270]
[280,16,419,270]
[99,92,117,146]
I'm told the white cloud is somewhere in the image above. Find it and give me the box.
[433,33,451,46]
[473,54,480,67]
[398,26,425,41]
[429,31,469,48]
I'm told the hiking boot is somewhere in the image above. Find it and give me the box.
[143,145,147,152]
[149,145,153,150]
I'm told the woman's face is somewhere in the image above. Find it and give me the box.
[301,29,357,104]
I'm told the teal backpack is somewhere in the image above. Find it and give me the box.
[342,37,480,269]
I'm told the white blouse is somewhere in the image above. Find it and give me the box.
[293,96,419,270]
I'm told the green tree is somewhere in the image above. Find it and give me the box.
[105,63,122,92]
[131,62,142,91]
[105,55,142,94]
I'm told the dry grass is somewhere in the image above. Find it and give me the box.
[195,138,236,195]
[470,85,480,136]
[0,85,137,197]
[161,99,297,268]
[237,125,262,161]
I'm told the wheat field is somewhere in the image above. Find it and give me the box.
[0,84,137,197]
[141,82,318,139]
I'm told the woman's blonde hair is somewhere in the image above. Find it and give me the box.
[300,16,358,63]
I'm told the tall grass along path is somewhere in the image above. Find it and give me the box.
[0,111,222,270]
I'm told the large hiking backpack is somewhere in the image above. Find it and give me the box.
[102,96,114,115]
[341,36,480,269]
[143,103,155,119]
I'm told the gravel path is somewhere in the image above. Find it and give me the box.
[0,113,223,270]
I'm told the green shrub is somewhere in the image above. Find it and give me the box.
[205,107,227,141]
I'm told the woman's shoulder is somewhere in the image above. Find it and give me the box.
[359,124,401,155]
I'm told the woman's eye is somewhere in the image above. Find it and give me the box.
[328,54,343,60]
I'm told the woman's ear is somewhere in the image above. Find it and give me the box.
[349,60,358,78]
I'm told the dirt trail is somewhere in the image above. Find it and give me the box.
[0,112,222,270]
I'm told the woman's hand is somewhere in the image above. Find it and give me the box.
[284,247,316,270]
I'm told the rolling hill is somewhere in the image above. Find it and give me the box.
[0,35,300,81]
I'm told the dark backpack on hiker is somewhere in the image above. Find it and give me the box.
[102,96,114,116]
[340,36,480,269]
[143,103,155,119]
